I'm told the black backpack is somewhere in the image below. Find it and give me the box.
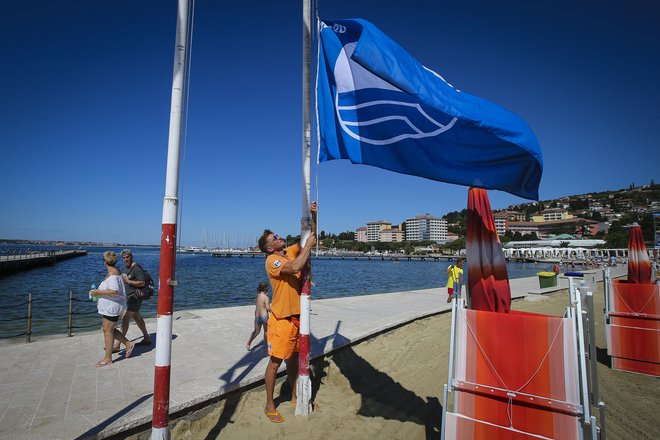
[134,264,156,300]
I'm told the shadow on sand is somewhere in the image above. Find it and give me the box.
[323,321,442,439]
[203,321,441,438]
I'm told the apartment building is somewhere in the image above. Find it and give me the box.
[508,218,598,239]
[380,228,404,242]
[355,226,367,243]
[493,213,509,235]
[405,214,447,242]
[366,221,391,242]
[531,208,574,222]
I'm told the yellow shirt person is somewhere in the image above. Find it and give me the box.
[445,259,465,302]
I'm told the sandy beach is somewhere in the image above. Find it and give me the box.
[128,284,659,440]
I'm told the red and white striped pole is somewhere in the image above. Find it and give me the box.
[296,0,314,417]
[152,0,190,438]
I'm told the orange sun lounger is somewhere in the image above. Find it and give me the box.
[604,271,660,377]
[442,297,600,439]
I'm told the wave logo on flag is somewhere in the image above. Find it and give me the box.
[334,40,458,145]
[317,19,543,200]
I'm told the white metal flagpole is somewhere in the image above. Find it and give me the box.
[152,0,190,438]
[296,0,314,416]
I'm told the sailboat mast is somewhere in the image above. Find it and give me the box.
[153,0,190,438]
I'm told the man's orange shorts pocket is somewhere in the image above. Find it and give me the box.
[267,315,299,360]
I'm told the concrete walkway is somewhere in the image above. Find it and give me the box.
[0,268,626,439]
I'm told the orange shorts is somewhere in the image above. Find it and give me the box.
[267,314,299,360]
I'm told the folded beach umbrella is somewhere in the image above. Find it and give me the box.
[466,188,511,312]
[627,223,652,284]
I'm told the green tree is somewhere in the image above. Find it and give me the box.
[522,232,539,241]
[442,238,465,251]
[337,231,355,241]
[569,199,589,211]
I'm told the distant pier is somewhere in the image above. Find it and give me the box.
[0,250,87,275]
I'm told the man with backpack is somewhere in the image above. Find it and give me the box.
[113,249,152,351]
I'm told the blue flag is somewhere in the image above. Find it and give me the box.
[317,19,543,200]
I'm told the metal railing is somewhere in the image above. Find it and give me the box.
[0,294,32,342]
[0,291,112,342]
[67,290,102,335]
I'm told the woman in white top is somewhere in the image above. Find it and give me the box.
[90,251,135,367]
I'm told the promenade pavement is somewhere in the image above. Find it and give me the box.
[0,267,626,439]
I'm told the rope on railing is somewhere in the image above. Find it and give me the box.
[0,315,29,322]
[68,289,106,336]
[0,294,32,342]
[1,290,122,340]
[4,300,29,309]
[0,331,28,339]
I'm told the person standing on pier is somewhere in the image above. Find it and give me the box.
[113,249,152,351]
[446,258,465,303]
[257,201,317,423]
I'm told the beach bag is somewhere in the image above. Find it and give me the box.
[134,265,156,300]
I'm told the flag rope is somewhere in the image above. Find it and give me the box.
[176,0,196,251]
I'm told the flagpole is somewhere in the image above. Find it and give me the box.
[296,0,313,416]
[152,0,190,438]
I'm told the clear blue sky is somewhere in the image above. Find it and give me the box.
[1,1,658,247]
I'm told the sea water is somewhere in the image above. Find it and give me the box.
[0,245,549,338]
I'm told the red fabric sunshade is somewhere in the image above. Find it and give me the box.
[466,188,511,312]
[627,225,651,284]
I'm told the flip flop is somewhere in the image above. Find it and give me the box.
[136,339,152,346]
[125,342,135,358]
[94,360,112,367]
[265,410,285,423]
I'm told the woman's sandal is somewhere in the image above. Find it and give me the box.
[125,342,135,358]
